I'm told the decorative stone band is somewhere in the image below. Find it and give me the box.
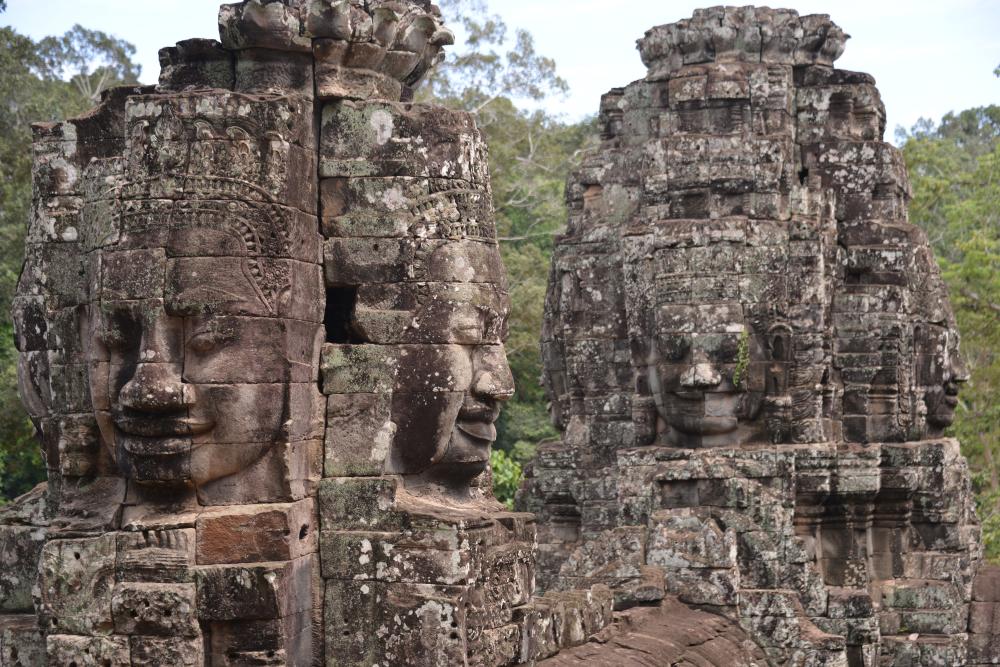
[638,6,849,79]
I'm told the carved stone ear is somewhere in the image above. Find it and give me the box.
[631,394,657,447]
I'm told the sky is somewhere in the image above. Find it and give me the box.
[4,0,999,141]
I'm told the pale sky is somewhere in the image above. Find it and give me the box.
[4,0,999,141]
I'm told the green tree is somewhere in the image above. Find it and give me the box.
[899,83,1000,558]
[423,0,567,109]
[897,105,1000,260]
[0,24,141,501]
[490,448,522,509]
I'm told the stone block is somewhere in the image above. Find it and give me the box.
[162,201,320,259]
[317,477,404,532]
[49,414,102,478]
[196,499,317,564]
[968,600,999,635]
[324,580,467,666]
[0,615,44,667]
[648,511,737,569]
[323,236,411,285]
[665,567,739,607]
[158,38,235,92]
[235,47,315,98]
[38,534,117,636]
[471,623,521,666]
[18,243,88,308]
[314,40,402,102]
[0,526,45,613]
[46,634,130,666]
[324,392,394,476]
[968,632,1000,664]
[739,589,800,618]
[882,580,962,610]
[116,528,196,584]
[319,100,488,184]
[130,636,203,666]
[111,582,199,636]
[205,610,313,666]
[99,248,166,300]
[320,344,397,394]
[195,555,316,621]
[319,177,427,238]
[319,529,467,585]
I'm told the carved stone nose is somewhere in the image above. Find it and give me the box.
[472,370,515,402]
[680,363,722,389]
[472,347,515,402]
[119,363,190,413]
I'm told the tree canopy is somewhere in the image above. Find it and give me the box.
[898,91,1000,559]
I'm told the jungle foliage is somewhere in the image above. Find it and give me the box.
[898,94,1000,560]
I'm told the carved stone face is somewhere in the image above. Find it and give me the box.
[624,221,803,448]
[650,309,767,448]
[74,92,324,493]
[384,240,514,486]
[87,235,319,488]
[391,343,513,484]
[918,324,969,431]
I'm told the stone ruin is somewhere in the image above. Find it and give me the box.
[0,1,614,664]
[525,5,1000,667]
[0,2,998,667]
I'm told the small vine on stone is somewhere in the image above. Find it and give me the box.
[733,329,751,389]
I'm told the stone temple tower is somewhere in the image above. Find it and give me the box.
[0,1,618,665]
[526,6,1000,666]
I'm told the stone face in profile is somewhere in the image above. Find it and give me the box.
[318,99,515,494]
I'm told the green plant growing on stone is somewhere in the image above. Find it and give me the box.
[732,329,751,389]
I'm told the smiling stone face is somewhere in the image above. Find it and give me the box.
[87,252,320,488]
[317,99,516,497]
[623,219,795,448]
[79,90,324,498]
